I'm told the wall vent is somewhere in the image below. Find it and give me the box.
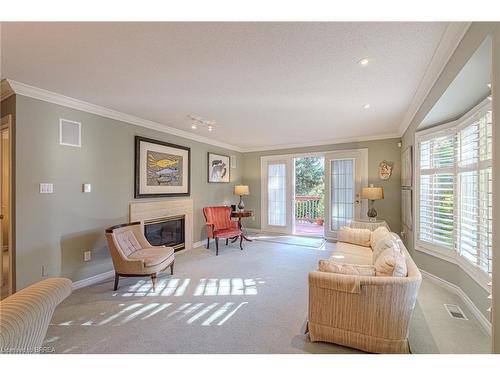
[59,118,81,147]
[444,304,468,320]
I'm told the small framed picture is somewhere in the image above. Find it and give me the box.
[135,136,191,198]
[208,152,230,183]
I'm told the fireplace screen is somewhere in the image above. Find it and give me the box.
[144,215,185,251]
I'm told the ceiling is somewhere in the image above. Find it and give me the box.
[1,22,452,150]
[420,35,492,129]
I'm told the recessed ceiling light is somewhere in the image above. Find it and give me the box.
[358,58,370,66]
[363,104,371,109]
[191,124,197,130]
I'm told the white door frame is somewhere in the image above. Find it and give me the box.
[324,149,368,241]
[260,149,368,238]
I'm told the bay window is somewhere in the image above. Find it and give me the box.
[416,102,492,282]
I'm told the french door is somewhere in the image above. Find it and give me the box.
[324,150,368,240]
[261,157,293,233]
[261,149,367,239]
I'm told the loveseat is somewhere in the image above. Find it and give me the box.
[308,226,422,353]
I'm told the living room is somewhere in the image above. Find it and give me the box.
[1,1,500,373]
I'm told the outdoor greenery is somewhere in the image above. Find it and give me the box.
[295,157,325,195]
[295,157,325,220]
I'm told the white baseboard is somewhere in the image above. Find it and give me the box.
[420,270,491,335]
[72,270,115,290]
[72,241,210,289]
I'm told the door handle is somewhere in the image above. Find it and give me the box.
[0,214,3,220]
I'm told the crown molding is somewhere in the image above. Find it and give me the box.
[7,79,401,154]
[7,79,244,152]
[398,22,471,137]
[241,132,401,153]
[0,79,15,101]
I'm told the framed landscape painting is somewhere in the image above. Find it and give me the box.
[135,136,190,198]
[207,152,230,183]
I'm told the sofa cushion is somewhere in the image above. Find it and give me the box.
[372,232,402,264]
[374,247,407,277]
[331,242,373,265]
[338,227,371,247]
[319,259,376,276]
[370,226,390,248]
[116,230,142,257]
[128,246,175,268]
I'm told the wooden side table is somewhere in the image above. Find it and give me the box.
[231,210,254,242]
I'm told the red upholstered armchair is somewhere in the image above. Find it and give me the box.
[203,206,243,255]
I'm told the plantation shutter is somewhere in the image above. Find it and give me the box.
[417,107,492,276]
[456,111,492,274]
[419,133,455,250]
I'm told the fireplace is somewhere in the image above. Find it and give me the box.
[144,215,185,251]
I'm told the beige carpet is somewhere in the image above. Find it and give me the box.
[44,239,490,354]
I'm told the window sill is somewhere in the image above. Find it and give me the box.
[414,244,490,292]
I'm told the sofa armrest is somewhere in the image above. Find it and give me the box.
[0,278,72,353]
[308,271,361,294]
[308,270,421,341]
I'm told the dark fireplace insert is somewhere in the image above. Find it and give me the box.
[144,215,185,251]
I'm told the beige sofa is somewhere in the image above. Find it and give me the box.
[308,229,421,354]
[0,278,72,354]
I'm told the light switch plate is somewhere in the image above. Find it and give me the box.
[84,251,92,261]
[39,183,54,194]
[42,264,51,276]
[82,183,92,193]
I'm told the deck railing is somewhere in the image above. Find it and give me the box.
[295,195,323,223]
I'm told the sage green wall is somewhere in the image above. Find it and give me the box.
[401,22,499,320]
[242,138,402,234]
[15,95,242,289]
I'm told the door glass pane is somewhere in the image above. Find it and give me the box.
[268,163,286,226]
[331,159,354,231]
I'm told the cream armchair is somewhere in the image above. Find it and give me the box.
[0,277,72,354]
[105,222,175,291]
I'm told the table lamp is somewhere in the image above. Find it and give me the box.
[234,185,249,210]
[362,184,384,221]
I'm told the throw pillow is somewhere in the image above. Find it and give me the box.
[338,227,371,247]
[370,226,390,247]
[372,232,403,264]
[374,247,407,277]
[319,259,376,276]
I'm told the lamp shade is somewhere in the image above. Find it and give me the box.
[362,187,384,200]
[234,185,249,196]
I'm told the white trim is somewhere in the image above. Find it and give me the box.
[244,133,400,153]
[72,270,115,290]
[0,79,15,101]
[415,244,491,292]
[398,22,471,136]
[7,79,243,152]
[6,80,403,153]
[420,269,491,336]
